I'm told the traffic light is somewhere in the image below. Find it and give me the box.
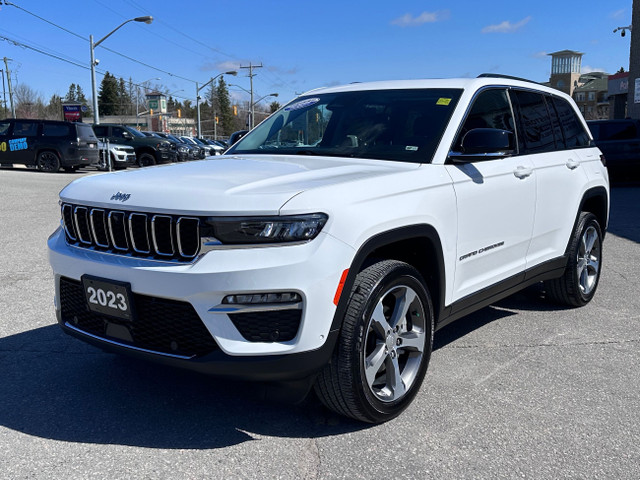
[233,105,238,116]
[215,116,219,124]
[150,108,153,116]
[177,109,181,118]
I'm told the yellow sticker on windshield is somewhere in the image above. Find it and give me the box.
[436,98,452,106]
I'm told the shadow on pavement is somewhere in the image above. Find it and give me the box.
[0,326,366,449]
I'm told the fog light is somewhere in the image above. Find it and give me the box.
[223,292,301,304]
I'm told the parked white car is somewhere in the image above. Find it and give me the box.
[48,75,609,423]
[97,141,136,170]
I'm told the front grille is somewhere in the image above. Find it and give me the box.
[61,203,201,262]
[59,277,218,357]
[230,310,302,342]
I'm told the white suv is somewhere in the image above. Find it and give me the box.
[48,75,609,423]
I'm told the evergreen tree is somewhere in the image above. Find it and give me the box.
[65,83,78,102]
[215,77,233,136]
[269,101,281,113]
[98,72,119,116]
[45,94,63,120]
[117,77,131,115]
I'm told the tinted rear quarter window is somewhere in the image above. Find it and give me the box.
[12,121,38,137]
[511,90,555,154]
[551,97,590,148]
[76,123,97,140]
[42,123,71,137]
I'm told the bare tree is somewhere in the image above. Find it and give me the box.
[14,84,45,118]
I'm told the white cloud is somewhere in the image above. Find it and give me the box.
[482,16,532,33]
[581,65,606,74]
[200,60,242,73]
[532,51,548,59]
[391,10,449,27]
[610,9,626,19]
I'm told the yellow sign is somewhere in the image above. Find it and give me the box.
[436,98,452,106]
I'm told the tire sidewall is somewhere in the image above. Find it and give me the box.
[346,263,434,421]
[37,151,60,173]
[569,213,603,305]
[138,153,155,167]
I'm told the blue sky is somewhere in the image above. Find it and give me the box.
[0,0,633,108]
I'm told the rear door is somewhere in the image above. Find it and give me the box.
[513,92,591,268]
[445,88,537,301]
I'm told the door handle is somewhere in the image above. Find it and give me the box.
[513,166,533,179]
[566,159,580,170]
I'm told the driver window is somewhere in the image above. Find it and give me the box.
[453,89,514,152]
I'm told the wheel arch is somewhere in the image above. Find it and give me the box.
[330,225,446,334]
[575,186,609,244]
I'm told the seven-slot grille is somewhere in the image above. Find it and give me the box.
[61,203,201,261]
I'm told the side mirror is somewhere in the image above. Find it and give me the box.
[449,128,515,163]
[122,132,132,140]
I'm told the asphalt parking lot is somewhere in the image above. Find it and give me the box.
[0,167,639,479]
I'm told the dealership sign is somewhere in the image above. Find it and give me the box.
[62,104,82,122]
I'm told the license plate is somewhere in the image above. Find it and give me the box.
[82,275,134,321]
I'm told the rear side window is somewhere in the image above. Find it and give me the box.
[511,90,555,154]
[0,122,9,135]
[42,123,71,137]
[12,121,38,137]
[550,97,590,148]
[93,125,108,137]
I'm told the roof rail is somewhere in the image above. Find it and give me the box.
[477,73,540,84]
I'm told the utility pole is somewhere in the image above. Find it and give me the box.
[3,57,16,118]
[0,68,6,118]
[628,0,640,118]
[239,62,263,129]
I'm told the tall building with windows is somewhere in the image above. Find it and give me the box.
[548,50,584,96]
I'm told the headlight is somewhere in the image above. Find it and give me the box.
[203,213,328,245]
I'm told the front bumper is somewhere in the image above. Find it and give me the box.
[48,227,354,379]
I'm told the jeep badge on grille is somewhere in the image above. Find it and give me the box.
[110,192,131,202]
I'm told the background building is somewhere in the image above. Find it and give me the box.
[548,50,584,96]
[573,72,610,120]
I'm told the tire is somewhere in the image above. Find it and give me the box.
[36,151,60,173]
[137,152,156,167]
[314,260,434,423]
[545,212,603,307]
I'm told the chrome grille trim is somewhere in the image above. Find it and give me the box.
[74,206,92,245]
[90,209,109,248]
[61,204,77,241]
[129,213,150,254]
[176,217,199,259]
[108,211,129,251]
[151,215,174,256]
[61,203,203,263]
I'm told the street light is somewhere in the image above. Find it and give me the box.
[90,16,153,125]
[196,70,237,137]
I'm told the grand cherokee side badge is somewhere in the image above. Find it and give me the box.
[110,192,131,202]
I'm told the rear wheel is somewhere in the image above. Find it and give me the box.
[314,260,433,423]
[36,151,60,173]
[545,212,603,306]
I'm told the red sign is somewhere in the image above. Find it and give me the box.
[63,105,82,122]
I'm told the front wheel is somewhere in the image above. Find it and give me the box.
[314,260,434,423]
[36,151,60,172]
[545,212,603,306]
[137,152,156,167]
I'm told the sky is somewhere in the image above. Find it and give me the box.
[0,0,633,109]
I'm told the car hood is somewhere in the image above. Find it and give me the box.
[59,154,419,215]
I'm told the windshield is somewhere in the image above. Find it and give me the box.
[228,88,462,163]
[125,126,146,138]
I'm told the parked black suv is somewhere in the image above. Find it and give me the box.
[0,118,99,172]
[92,124,176,166]
[588,119,640,177]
